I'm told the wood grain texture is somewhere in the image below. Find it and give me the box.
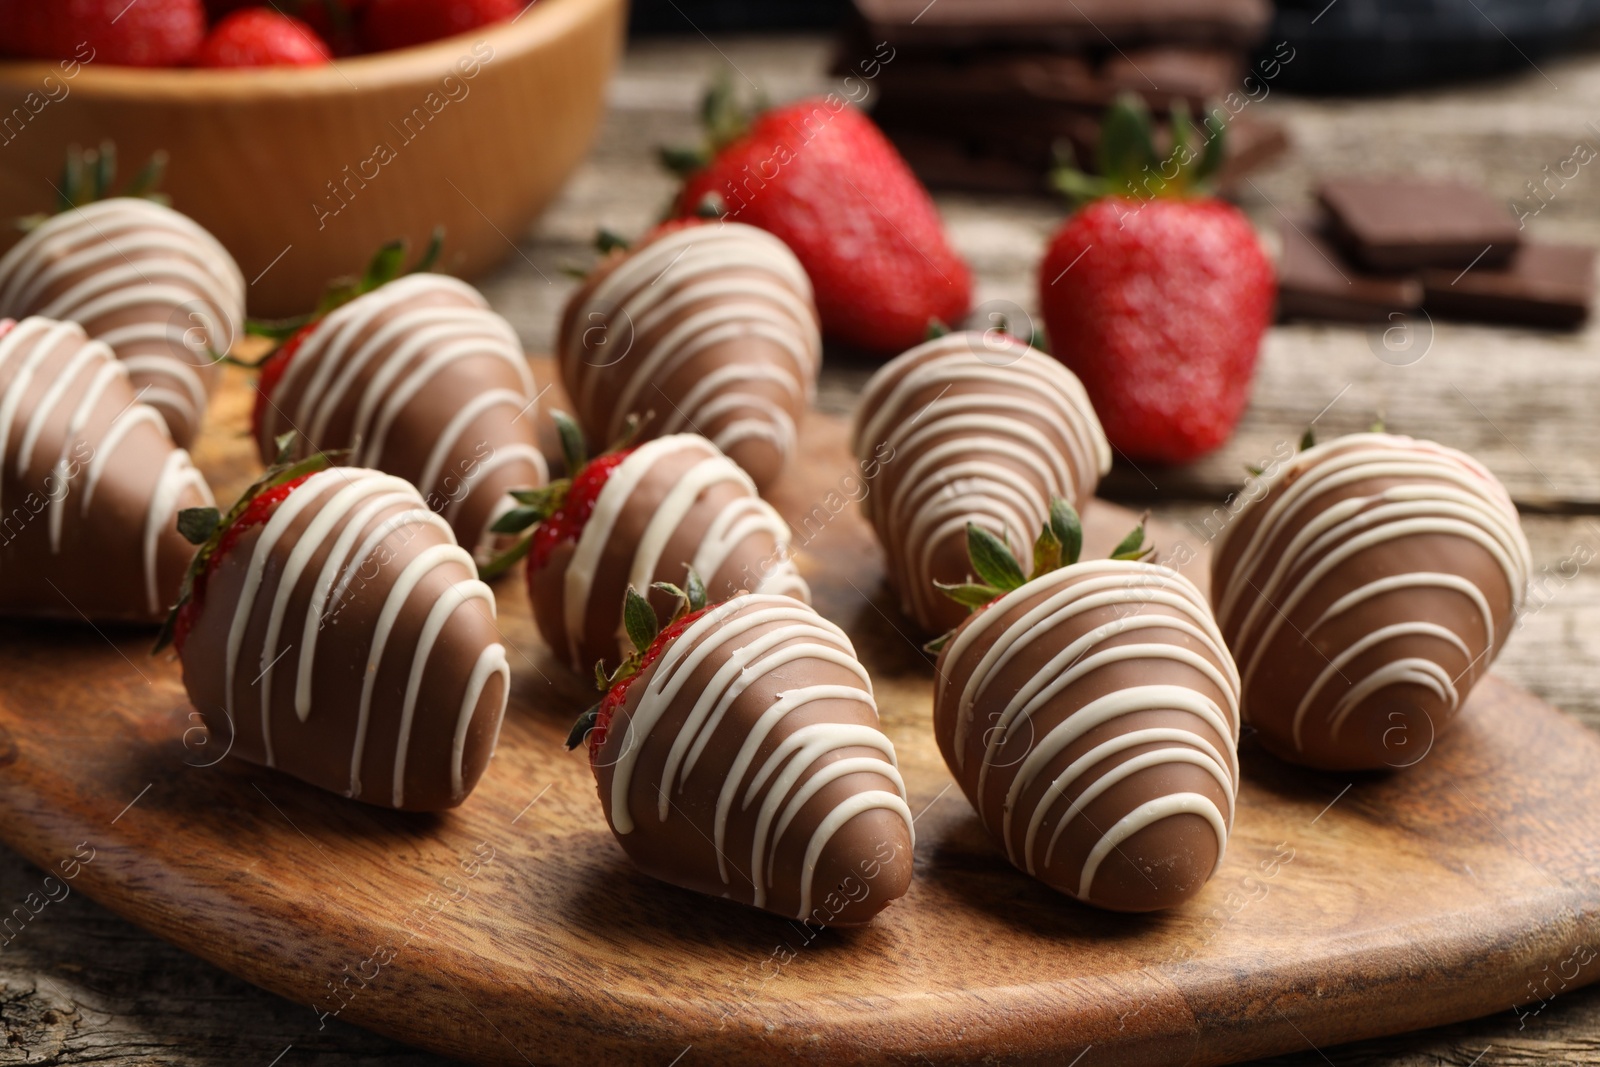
[1,369,1599,1066]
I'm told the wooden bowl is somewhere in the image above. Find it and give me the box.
[0,0,626,317]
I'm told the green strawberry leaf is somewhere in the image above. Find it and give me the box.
[1032,524,1061,578]
[477,534,532,581]
[509,484,562,509]
[1050,497,1083,568]
[1192,105,1227,185]
[1049,166,1111,205]
[1300,427,1316,451]
[123,149,168,201]
[658,145,710,177]
[1097,93,1158,194]
[552,410,588,476]
[691,193,727,219]
[685,568,708,612]
[595,227,631,254]
[176,507,221,546]
[410,227,445,275]
[565,704,601,751]
[490,506,544,535]
[92,142,115,202]
[623,586,659,654]
[1109,520,1153,561]
[935,581,1005,609]
[924,318,950,341]
[966,524,1026,592]
[700,71,749,150]
[361,239,408,292]
[1168,100,1193,183]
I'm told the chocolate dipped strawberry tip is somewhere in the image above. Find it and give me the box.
[153,433,336,655]
[1050,93,1226,207]
[17,142,170,232]
[924,498,1151,653]
[565,575,713,754]
[479,410,644,581]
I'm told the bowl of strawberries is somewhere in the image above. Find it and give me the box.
[0,0,625,316]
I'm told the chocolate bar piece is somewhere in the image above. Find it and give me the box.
[879,112,1289,196]
[1277,213,1422,323]
[1318,177,1521,271]
[849,48,1241,111]
[851,0,1272,50]
[1421,243,1595,329]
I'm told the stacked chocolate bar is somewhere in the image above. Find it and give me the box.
[1279,177,1596,329]
[836,0,1290,194]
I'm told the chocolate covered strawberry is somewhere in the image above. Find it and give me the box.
[568,583,914,925]
[664,79,971,355]
[0,144,244,449]
[249,235,548,565]
[160,445,509,811]
[1038,96,1275,464]
[0,316,213,623]
[930,500,1241,912]
[558,218,821,492]
[486,416,808,674]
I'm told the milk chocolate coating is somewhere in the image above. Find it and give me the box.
[1212,433,1532,771]
[932,561,1241,912]
[593,593,914,924]
[529,434,809,674]
[0,316,212,623]
[257,273,548,566]
[851,331,1110,634]
[0,198,244,449]
[558,222,821,492]
[178,467,509,811]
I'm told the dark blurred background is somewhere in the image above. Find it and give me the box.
[631,0,1600,94]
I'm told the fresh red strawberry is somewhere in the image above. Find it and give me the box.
[251,323,315,440]
[203,1,365,55]
[586,600,711,760]
[528,448,629,569]
[1038,96,1274,464]
[294,0,367,55]
[195,9,332,67]
[0,0,205,66]
[169,471,318,652]
[478,407,636,585]
[360,0,521,52]
[666,82,971,355]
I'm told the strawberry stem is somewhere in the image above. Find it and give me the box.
[931,497,1152,634]
[1049,93,1228,208]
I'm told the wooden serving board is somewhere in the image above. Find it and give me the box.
[1,366,1598,1067]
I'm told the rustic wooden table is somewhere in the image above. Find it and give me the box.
[5,32,1600,1067]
